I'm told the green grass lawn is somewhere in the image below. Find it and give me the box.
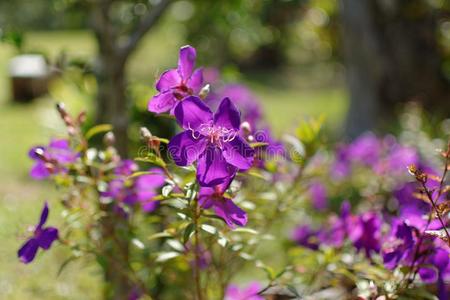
[0,29,347,299]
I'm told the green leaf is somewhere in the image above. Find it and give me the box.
[201,224,217,235]
[234,228,259,235]
[250,142,269,148]
[157,137,169,144]
[148,231,173,240]
[166,239,185,252]
[57,256,79,277]
[155,251,180,262]
[135,155,166,168]
[85,124,113,140]
[131,238,145,250]
[183,223,195,244]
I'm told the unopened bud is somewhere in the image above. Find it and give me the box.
[77,111,87,125]
[199,84,210,99]
[140,127,152,141]
[56,102,66,115]
[408,164,427,183]
[104,131,115,146]
[240,121,252,134]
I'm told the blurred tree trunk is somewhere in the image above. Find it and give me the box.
[88,1,171,299]
[339,0,450,137]
[90,0,171,157]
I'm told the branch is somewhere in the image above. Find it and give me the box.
[118,0,172,59]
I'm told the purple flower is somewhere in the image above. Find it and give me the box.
[148,45,203,114]
[318,201,351,247]
[348,211,382,258]
[18,202,59,264]
[225,282,263,300]
[168,96,254,186]
[133,169,166,212]
[213,84,263,129]
[291,224,319,250]
[308,182,328,211]
[114,159,138,176]
[382,221,415,270]
[102,166,165,213]
[198,178,247,228]
[347,133,380,167]
[253,127,286,168]
[29,139,78,179]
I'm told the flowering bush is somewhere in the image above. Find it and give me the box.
[17,45,450,300]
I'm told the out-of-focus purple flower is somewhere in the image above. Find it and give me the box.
[198,177,247,228]
[319,201,351,247]
[348,211,382,258]
[382,221,415,270]
[253,127,286,167]
[332,145,351,178]
[29,139,78,179]
[308,182,328,211]
[225,282,263,300]
[185,242,212,269]
[347,133,381,166]
[168,96,254,186]
[394,182,444,231]
[102,166,165,213]
[18,202,59,264]
[291,224,319,250]
[148,45,203,114]
[133,169,166,212]
[214,84,263,129]
[382,220,450,296]
[115,159,138,176]
[202,67,220,85]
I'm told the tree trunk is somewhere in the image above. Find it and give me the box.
[339,0,450,137]
[95,53,128,157]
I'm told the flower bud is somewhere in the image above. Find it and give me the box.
[140,127,152,141]
[104,131,116,146]
[199,84,210,99]
[240,121,252,134]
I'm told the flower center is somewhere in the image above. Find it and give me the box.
[189,122,237,148]
[174,84,193,100]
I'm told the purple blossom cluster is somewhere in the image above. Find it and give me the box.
[101,160,166,213]
[293,133,450,298]
[29,139,78,179]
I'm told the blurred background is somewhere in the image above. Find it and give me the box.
[0,0,449,298]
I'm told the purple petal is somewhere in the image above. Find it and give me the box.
[174,96,213,130]
[168,131,207,166]
[37,202,49,228]
[197,146,236,186]
[187,68,204,93]
[309,182,328,211]
[215,198,247,228]
[222,136,254,170]
[213,98,241,130]
[18,238,39,264]
[28,146,45,159]
[141,200,159,213]
[178,45,196,80]
[148,91,176,113]
[419,266,438,283]
[49,139,70,150]
[155,69,181,91]
[37,227,59,249]
[30,162,50,179]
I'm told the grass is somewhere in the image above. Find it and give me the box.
[0,28,347,299]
